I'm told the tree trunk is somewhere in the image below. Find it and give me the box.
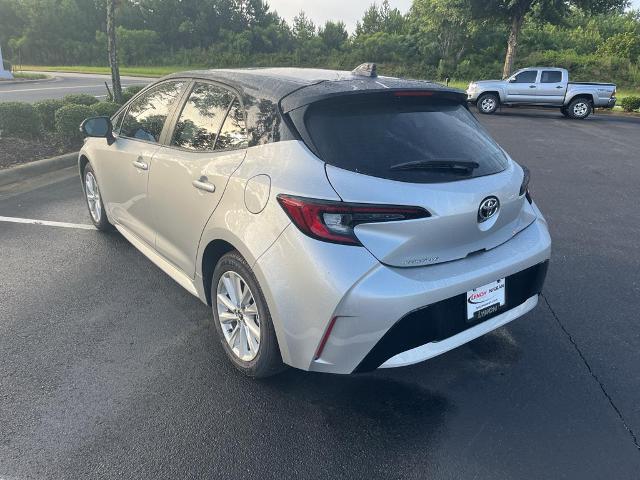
[107,0,122,104]
[502,14,524,79]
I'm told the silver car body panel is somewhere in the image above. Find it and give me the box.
[325,161,536,268]
[149,145,247,276]
[256,201,550,373]
[86,137,160,247]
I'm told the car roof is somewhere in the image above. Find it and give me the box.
[163,67,465,109]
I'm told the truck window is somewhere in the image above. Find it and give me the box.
[513,71,538,83]
[541,71,562,83]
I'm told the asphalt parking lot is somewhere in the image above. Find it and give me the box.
[1,109,639,479]
[0,72,150,102]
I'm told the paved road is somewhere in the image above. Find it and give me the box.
[0,72,151,103]
[1,110,639,479]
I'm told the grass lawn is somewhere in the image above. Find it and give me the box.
[20,65,195,78]
[13,72,50,80]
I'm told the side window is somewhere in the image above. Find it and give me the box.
[216,99,248,150]
[111,109,125,135]
[514,70,538,83]
[172,83,234,151]
[120,81,185,143]
[541,71,562,83]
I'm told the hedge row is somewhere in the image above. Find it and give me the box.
[0,85,143,143]
[620,96,640,113]
[0,101,120,142]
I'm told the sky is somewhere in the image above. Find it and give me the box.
[267,0,640,32]
[266,0,413,32]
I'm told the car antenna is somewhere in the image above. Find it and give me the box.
[352,63,377,78]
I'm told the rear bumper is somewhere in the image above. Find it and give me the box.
[356,262,547,372]
[255,210,551,374]
[380,295,538,368]
[606,97,617,109]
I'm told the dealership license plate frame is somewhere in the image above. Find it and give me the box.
[466,278,506,321]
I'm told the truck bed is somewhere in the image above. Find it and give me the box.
[568,82,616,87]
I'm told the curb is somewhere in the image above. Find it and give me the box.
[0,75,55,86]
[0,152,78,187]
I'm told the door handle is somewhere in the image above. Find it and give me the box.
[133,158,148,171]
[529,85,536,88]
[556,86,564,89]
[192,177,216,193]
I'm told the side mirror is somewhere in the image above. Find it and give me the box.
[80,116,115,145]
[508,77,516,83]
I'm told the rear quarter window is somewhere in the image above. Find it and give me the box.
[301,95,509,184]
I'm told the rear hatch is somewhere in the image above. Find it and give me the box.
[285,86,536,268]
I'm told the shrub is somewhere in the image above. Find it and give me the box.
[0,102,41,138]
[34,99,65,132]
[62,93,100,106]
[121,85,145,103]
[620,96,640,112]
[55,104,94,142]
[91,101,121,117]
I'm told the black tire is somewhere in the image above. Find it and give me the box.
[560,107,570,118]
[477,93,499,114]
[211,251,284,378]
[567,97,592,119]
[82,163,112,231]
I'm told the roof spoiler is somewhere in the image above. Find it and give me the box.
[352,63,377,78]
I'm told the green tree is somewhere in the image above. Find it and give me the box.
[319,21,348,51]
[292,11,316,41]
[107,0,123,103]
[469,0,628,78]
[410,0,477,76]
[356,0,407,35]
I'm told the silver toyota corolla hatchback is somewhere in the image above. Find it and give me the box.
[79,65,551,377]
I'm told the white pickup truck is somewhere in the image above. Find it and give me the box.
[466,67,617,119]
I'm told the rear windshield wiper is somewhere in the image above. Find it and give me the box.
[389,160,480,173]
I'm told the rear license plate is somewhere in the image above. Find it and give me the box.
[467,279,506,321]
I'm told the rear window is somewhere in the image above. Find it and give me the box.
[541,71,562,83]
[303,95,508,183]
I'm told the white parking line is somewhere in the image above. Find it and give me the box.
[0,216,95,230]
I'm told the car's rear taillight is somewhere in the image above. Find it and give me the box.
[277,194,430,246]
[519,166,530,197]
[518,166,533,204]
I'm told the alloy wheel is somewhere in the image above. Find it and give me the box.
[216,271,261,361]
[481,97,496,113]
[85,171,102,223]
[573,102,589,117]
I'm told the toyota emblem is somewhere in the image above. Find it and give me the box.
[478,196,500,223]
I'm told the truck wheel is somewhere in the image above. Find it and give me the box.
[567,98,592,119]
[477,93,499,114]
